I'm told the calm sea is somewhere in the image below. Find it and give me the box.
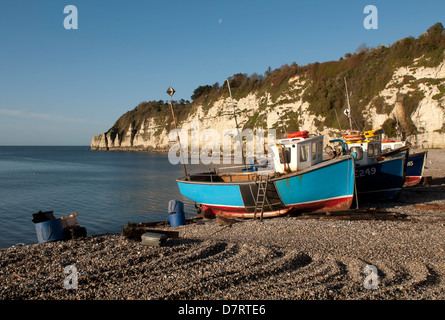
[0,146,197,248]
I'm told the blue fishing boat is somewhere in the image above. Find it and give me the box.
[365,127,427,187]
[328,133,408,201]
[337,80,408,198]
[404,151,428,186]
[177,134,356,219]
[382,140,427,187]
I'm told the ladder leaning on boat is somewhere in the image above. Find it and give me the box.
[253,174,270,221]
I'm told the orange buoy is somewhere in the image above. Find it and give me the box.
[287,131,309,139]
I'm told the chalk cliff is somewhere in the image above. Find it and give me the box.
[91,23,445,152]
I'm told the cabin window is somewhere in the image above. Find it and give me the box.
[350,146,363,160]
[374,144,380,156]
[368,144,374,157]
[317,141,322,158]
[312,143,317,160]
[300,145,309,162]
[278,147,291,164]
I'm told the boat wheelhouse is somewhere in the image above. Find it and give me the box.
[329,130,408,201]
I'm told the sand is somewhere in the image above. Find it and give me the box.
[0,149,444,300]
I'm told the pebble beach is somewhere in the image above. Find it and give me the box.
[1,149,444,300]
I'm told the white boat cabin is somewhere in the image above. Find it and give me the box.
[381,140,405,152]
[345,140,382,165]
[271,135,324,174]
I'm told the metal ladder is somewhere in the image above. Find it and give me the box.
[254,174,270,221]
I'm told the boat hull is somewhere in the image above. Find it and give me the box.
[201,205,291,219]
[273,157,355,213]
[404,151,427,187]
[355,156,406,201]
[177,156,355,218]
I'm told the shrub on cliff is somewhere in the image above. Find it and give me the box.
[191,85,213,101]
[105,23,445,140]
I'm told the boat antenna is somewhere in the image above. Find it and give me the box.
[299,96,304,130]
[276,111,286,138]
[167,86,188,178]
[394,112,401,141]
[334,108,343,133]
[227,79,246,168]
[344,77,353,131]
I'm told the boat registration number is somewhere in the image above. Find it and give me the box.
[356,167,377,177]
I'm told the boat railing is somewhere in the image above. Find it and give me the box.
[217,165,251,171]
[187,168,276,183]
[186,172,223,183]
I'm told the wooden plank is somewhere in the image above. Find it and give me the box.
[121,225,180,241]
[414,204,445,211]
[216,216,240,227]
[141,229,180,238]
[122,217,203,241]
[295,209,405,221]
[319,213,400,220]
[126,217,202,229]
[127,221,168,228]
[301,208,385,217]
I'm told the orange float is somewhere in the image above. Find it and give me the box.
[287,131,309,139]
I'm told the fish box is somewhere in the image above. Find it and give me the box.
[35,218,65,244]
[141,232,168,247]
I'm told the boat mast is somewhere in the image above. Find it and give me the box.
[276,111,286,138]
[344,77,353,130]
[167,86,188,178]
[227,79,246,168]
[299,96,303,130]
[394,113,401,141]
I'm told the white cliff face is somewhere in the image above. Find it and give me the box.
[91,133,107,149]
[362,58,445,148]
[91,58,445,151]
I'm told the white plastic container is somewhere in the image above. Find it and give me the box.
[60,212,78,228]
[141,232,167,247]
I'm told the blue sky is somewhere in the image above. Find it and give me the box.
[0,0,444,145]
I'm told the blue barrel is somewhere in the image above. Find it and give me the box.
[168,212,186,227]
[168,200,185,227]
[168,200,184,214]
[34,218,65,244]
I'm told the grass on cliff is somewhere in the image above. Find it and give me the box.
[106,100,195,143]
[106,23,445,140]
